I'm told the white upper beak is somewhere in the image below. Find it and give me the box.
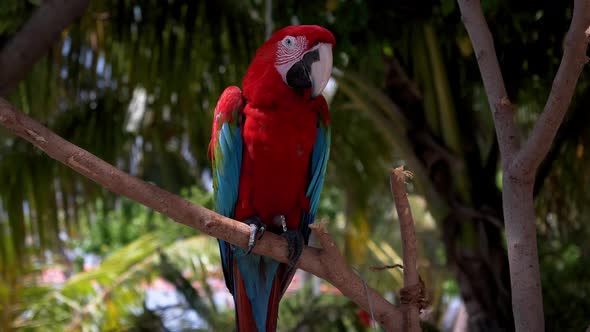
[310,43,333,98]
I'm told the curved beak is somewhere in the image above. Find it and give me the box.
[285,43,333,98]
[309,43,333,98]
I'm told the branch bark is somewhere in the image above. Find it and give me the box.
[511,1,590,178]
[390,167,422,332]
[457,0,590,331]
[0,98,403,331]
[456,0,520,167]
[0,0,90,96]
[265,0,274,40]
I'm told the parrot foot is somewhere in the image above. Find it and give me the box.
[272,214,288,233]
[281,230,304,269]
[244,216,265,254]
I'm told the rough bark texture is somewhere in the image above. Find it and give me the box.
[390,167,421,332]
[384,57,513,331]
[0,0,90,96]
[457,0,590,330]
[0,98,403,332]
[513,4,590,178]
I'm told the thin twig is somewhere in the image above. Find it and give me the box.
[265,0,273,40]
[390,166,422,332]
[370,264,403,271]
[0,98,403,332]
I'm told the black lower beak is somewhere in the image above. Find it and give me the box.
[286,49,320,91]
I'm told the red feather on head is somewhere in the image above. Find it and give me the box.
[243,25,335,108]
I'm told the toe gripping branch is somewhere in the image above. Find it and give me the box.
[281,230,304,268]
[244,216,265,254]
[272,214,303,267]
[243,214,305,270]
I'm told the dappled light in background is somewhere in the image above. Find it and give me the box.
[0,0,589,331]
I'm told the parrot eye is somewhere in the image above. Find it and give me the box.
[281,36,296,49]
[275,35,307,66]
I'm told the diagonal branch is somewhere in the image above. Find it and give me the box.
[0,0,90,96]
[456,0,520,167]
[0,98,403,331]
[511,0,590,179]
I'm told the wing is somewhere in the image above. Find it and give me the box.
[301,96,331,240]
[209,86,244,292]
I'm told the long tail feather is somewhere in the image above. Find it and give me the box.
[234,260,259,331]
[233,256,292,332]
[264,267,284,332]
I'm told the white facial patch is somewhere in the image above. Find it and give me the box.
[275,35,308,84]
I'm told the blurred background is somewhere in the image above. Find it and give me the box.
[1,0,589,331]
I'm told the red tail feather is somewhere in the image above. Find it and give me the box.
[233,262,287,332]
[234,261,258,331]
[264,269,283,332]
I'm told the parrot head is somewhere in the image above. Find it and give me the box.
[243,25,335,106]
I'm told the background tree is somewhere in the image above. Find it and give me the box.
[1,1,590,331]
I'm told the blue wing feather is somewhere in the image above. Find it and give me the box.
[214,123,242,292]
[210,87,244,296]
[302,124,331,232]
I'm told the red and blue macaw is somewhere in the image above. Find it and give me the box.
[209,25,335,331]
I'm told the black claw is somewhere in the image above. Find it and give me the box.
[281,230,304,268]
[244,216,265,254]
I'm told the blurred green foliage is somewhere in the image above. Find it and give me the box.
[0,0,589,331]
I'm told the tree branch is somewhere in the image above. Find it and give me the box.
[0,0,90,96]
[511,0,590,179]
[265,0,274,40]
[457,0,520,167]
[390,167,422,332]
[457,1,590,331]
[0,98,403,331]
[457,0,543,329]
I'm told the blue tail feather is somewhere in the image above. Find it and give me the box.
[234,248,280,332]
